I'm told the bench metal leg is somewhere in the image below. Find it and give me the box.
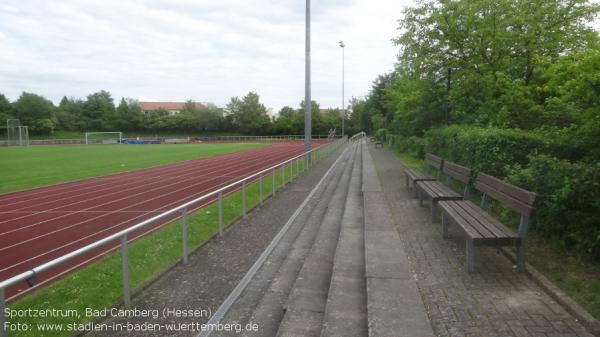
[418,188,424,207]
[466,239,475,273]
[431,200,438,222]
[441,212,448,238]
[516,244,526,272]
[516,216,529,273]
[405,175,409,189]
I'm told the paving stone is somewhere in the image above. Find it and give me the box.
[368,144,595,337]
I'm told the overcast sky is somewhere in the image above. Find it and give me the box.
[0,0,413,111]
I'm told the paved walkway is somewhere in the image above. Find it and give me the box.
[369,145,592,337]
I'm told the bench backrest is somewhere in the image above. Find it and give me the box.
[474,172,536,217]
[425,153,443,171]
[442,161,472,184]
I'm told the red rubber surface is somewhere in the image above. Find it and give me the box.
[0,140,327,300]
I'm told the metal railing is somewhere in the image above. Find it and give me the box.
[14,134,339,146]
[0,135,363,337]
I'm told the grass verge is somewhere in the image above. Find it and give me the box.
[5,145,334,337]
[0,143,266,194]
[386,144,600,320]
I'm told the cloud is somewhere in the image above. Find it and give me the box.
[0,0,412,110]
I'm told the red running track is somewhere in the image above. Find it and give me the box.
[0,140,327,300]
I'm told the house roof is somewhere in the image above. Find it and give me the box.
[138,101,205,111]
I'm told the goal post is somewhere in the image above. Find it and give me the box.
[85,132,123,145]
[2,119,29,146]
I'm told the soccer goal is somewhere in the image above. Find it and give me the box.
[85,132,123,145]
[1,119,29,146]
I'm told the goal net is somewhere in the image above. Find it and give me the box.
[1,119,29,146]
[85,132,123,145]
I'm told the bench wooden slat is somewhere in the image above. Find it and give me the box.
[475,176,535,216]
[459,201,518,240]
[404,169,434,181]
[417,181,461,199]
[439,201,516,246]
[440,201,497,238]
[442,161,471,184]
[438,201,485,240]
[425,153,443,170]
[452,201,518,245]
[477,173,536,205]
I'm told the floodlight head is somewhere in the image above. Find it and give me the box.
[339,41,345,48]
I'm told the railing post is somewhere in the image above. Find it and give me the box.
[242,181,247,218]
[218,191,223,236]
[120,235,131,307]
[289,161,292,182]
[296,158,300,177]
[281,165,285,186]
[272,168,276,195]
[259,174,263,206]
[1,287,6,337]
[181,208,189,264]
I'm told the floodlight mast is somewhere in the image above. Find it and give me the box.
[339,40,345,137]
[304,0,312,160]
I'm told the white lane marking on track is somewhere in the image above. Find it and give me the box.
[0,147,282,210]
[0,149,299,227]
[0,143,324,264]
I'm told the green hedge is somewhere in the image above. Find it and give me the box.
[392,135,426,159]
[507,156,600,257]
[391,126,600,258]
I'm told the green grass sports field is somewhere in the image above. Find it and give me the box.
[0,143,266,194]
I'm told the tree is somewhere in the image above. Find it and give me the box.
[116,98,144,130]
[369,73,395,127]
[278,106,297,118]
[348,97,372,133]
[227,92,271,134]
[83,90,116,130]
[56,96,85,131]
[0,94,13,122]
[181,100,201,114]
[320,108,343,134]
[299,100,326,133]
[195,103,224,132]
[12,92,55,132]
[393,0,600,128]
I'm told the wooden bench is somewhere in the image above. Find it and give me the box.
[370,137,376,142]
[403,154,443,197]
[437,172,536,273]
[374,141,384,148]
[416,161,473,222]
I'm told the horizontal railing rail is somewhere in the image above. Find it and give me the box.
[13,134,341,146]
[0,132,365,337]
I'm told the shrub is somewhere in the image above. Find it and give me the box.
[423,126,554,177]
[392,134,426,158]
[375,128,389,141]
[507,156,600,258]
